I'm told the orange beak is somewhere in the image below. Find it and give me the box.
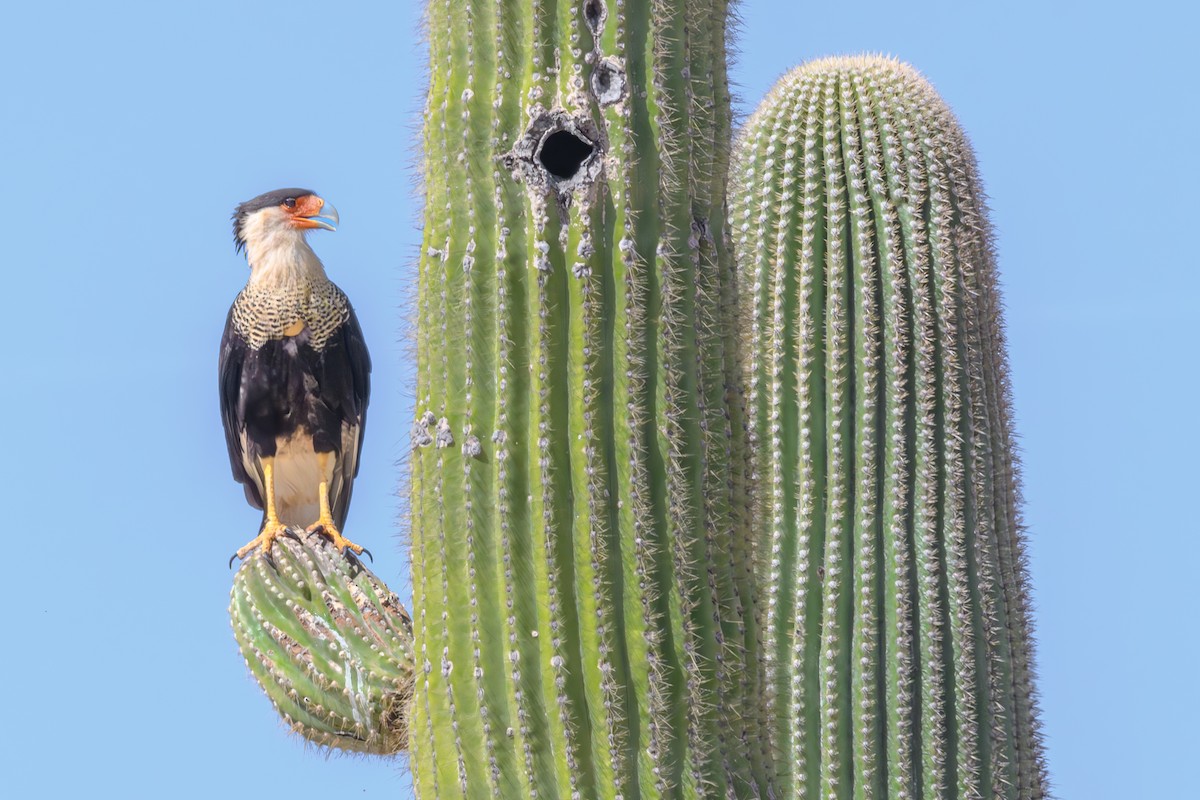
[289,194,339,231]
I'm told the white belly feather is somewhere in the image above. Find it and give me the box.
[241,428,327,526]
[273,433,325,525]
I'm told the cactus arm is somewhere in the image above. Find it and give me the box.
[229,535,413,756]
[733,56,1047,800]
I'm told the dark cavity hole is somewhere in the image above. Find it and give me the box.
[584,0,605,33]
[595,67,611,93]
[538,130,595,180]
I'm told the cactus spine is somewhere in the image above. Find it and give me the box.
[230,535,414,755]
[733,56,1046,799]
[410,0,765,797]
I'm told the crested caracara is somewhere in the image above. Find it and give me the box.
[219,188,371,563]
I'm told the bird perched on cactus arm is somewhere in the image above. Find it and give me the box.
[220,188,371,566]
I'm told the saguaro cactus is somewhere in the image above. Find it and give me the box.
[228,21,1053,800]
[733,56,1047,799]
[409,0,765,797]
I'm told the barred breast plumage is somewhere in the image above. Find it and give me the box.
[229,279,351,351]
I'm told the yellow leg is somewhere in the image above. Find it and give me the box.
[232,457,291,563]
[305,452,366,556]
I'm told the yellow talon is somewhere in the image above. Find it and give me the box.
[306,517,366,556]
[236,519,291,559]
[230,456,293,567]
[304,452,370,559]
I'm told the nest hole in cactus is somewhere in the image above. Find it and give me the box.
[537,129,596,180]
[591,58,625,106]
[583,0,605,34]
[506,109,603,196]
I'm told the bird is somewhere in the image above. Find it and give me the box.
[219,188,371,564]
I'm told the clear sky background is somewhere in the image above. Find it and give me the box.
[1,1,1195,798]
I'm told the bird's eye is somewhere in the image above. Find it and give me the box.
[283,198,296,208]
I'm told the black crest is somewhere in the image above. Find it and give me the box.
[231,188,315,253]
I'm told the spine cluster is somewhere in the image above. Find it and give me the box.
[732,56,1047,800]
[409,0,765,797]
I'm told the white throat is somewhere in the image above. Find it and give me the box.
[243,217,328,288]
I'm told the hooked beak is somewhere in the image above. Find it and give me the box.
[291,195,339,231]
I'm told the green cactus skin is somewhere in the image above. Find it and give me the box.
[229,533,414,755]
[732,56,1047,800]
[410,0,766,797]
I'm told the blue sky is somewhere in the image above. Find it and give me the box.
[1,1,1195,798]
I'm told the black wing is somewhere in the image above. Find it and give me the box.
[218,306,263,510]
[323,303,371,529]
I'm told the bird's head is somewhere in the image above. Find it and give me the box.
[232,188,339,256]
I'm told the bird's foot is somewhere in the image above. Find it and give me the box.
[229,520,292,568]
[306,518,372,562]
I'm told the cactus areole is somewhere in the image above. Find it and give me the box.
[733,56,1047,799]
[410,0,766,797]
